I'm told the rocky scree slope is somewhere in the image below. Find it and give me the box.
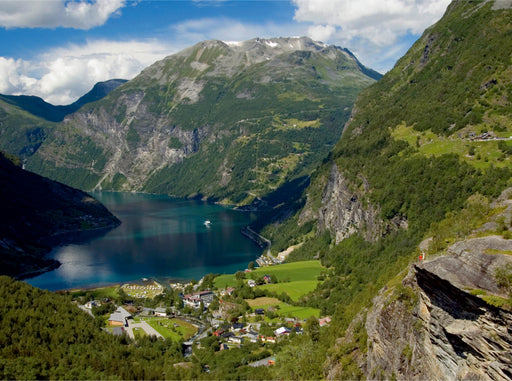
[0,152,120,279]
[25,37,380,205]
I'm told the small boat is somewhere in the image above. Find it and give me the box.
[204,220,212,227]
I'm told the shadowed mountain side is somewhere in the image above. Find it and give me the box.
[0,152,120,279]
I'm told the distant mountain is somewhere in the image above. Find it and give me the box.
[0,79,127,123]
[0,151,120,279]
[66,79,128,115]
[17,37,380,205]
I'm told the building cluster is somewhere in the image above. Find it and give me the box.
[82,277,332,353]
[183,291,215,309]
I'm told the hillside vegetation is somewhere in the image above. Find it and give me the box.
[18,37,380,206]
[0,151,120,278]
[0,276,190,380]
[262,1,512,377]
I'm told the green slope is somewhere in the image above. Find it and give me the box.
[23,37,380,205]
[263,1,512,377]
[0,276,189,380]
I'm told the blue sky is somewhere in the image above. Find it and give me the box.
[0,0,451,105]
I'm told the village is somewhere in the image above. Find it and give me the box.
[74,260,331,365]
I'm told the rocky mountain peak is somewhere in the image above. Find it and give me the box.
[19,35,379,204]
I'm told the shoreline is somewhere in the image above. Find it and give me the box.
[55,275,194,293]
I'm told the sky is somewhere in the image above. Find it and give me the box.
[0,0,451,105]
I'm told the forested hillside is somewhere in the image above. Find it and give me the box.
[262,1,512,377]
[0,276,190,380]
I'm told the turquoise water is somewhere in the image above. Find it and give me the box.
[26,192,262,291]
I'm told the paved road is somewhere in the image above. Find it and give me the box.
[78,305,94,317]
[126,319,163,339]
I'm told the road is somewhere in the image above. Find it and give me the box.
[126,319,163,339]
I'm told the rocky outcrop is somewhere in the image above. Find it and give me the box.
[301,163,394,243]
[365,246,512,380]
[318,164,382,243]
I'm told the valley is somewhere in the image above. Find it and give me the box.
[1,0,512,379]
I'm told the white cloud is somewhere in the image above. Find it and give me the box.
[0,0,126,29]
[293,0,451,72]
[294,0,450,44]
[307,24,336,42]
[0,40,174,104]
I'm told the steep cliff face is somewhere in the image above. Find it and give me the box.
[365,245,512,380]
[23,37,380,204]
[286,1,512,377]
[300,163,384,243]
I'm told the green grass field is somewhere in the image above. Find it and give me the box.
[245,297,320,320]
[214,260,324,290]
[70,286,119,300]
[391,124,512,169]
[132,327,147,340]
[259,280,319,301]
[146,317,197,341]
[275,304,320,320]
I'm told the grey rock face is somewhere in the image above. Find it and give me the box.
[300,163,395,243]
[318,164,382,243]
[365,249,512,380]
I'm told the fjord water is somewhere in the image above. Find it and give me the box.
[26,192,261,291]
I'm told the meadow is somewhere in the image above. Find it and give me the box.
[146,317,197,341]
[246,297,320,320]
[215,260,324,320]
[214,260,323,290]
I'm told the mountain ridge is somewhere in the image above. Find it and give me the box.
[17,36,380,206]
[261,2,512,377]
[0,79,127,122]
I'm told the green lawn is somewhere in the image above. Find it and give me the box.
[214,260,324,289]
[145,317,198,341]
[259,280,319,301]
[70,286,119,300]
[133,327,147,340]
[245,297,320,320]
[275,304,320,320]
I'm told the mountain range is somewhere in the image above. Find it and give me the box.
[1,0,512,379]
[0,79,127,123]
[0,37,380,206]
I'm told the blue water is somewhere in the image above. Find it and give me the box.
[26,192,262,291]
